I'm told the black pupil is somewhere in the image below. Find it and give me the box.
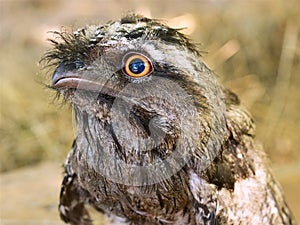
[129,58,145,74]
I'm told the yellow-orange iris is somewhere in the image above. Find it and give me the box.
[123,53,153,78]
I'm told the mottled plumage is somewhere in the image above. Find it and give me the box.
[43,14,296,225]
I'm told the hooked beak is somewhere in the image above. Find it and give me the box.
[51,62,122,97]
[51,70,105,91]
[51,60,107,91]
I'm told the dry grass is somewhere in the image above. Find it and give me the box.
[0,0,299,223]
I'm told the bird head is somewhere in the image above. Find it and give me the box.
[43,14,226,185]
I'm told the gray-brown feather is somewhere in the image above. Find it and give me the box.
[43,14,296,225]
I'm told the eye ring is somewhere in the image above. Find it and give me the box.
[123,53,153,78]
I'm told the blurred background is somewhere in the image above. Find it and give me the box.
[0,0,299,224]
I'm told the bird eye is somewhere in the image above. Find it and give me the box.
[123,53,153,78]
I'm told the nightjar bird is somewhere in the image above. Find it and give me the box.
[43,14,296,225]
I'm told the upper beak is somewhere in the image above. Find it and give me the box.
[51,60,108,91]
[51,62,120,96]
[51,70,104,91]
[51,61,84,88]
